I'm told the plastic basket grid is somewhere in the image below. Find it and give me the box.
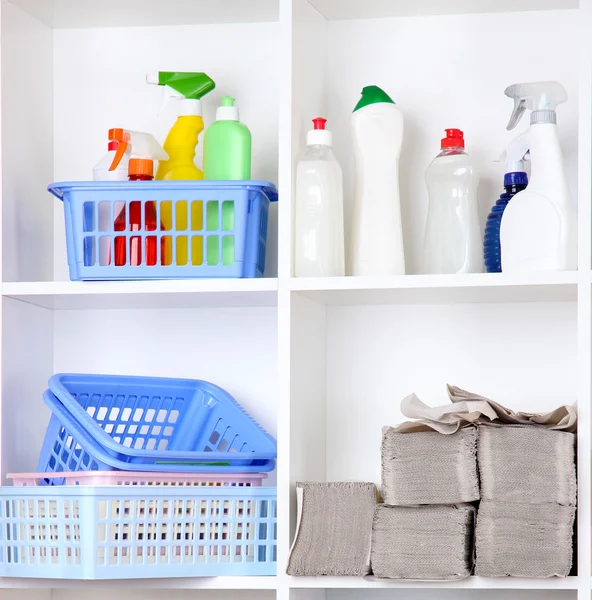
[9,472,267,487]
[48,181,278,280]
[0,486,277,579]
[44,373,276,468]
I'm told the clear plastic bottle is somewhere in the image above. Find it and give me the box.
[294,118,345,277]
[422,129,482,274]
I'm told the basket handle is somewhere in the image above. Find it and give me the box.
[47,184,65,200]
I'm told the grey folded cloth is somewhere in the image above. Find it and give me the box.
[479,425,576,506]
[476,501,575,577]
[381,426,479,505]
[371,504,476,580]
[287,482,376,576]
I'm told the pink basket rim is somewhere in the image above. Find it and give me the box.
[8,472,268,485]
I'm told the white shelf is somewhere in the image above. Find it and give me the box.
[287,575,580,589]
[6,0,279,28]
[290,272,579,305]
[2,279,278,310]
[308,0,577,20]
[0,576,277,589]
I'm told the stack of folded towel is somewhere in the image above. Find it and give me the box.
[372,426,479,580]
[286,482,377,576]
[372,504,476,580]
[475,425,576,577]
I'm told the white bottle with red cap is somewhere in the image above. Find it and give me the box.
[422,128,482,274]
[294,117,345,277]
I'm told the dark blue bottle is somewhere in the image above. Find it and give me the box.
[483,171,528,273]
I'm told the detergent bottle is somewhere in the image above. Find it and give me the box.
[484,134,529,273]
[422,129,482,274]
[294,118,344,277]
[500,81,576,271]
[148,71,215,265]
[108,128,168,267]
[204,97,251,180]
[350,85,405,275]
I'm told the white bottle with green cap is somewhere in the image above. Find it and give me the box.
[350,85,405,275]
[204,96,251,180]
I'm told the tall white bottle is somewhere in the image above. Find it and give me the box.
[500,81,576,271]
[351,85,405,275]
[294,118,345,277]
[423,129,482,274]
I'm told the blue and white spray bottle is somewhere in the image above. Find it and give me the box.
[500,81,576,271]
[484,134,529,272]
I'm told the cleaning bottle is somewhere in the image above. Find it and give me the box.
[500,81,576,271]
[350,85,405,276]
[422,129,482,274]
[108,129,168,267]
[294,118,344,277]
[94,139,128,181]
[204,97,252,180]
[148,71,215,265]
[484,134,529,273]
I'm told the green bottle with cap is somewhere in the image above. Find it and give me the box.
[204,97,252,180]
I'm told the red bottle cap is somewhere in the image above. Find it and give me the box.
[441,128,465,148]
[312,117,327,130]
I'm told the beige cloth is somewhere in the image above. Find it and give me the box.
[287,482,376,576]
[478,425,576,506]
[392,385,577,434]
[371,504,476,580]
[382,426,479,505]
[476,501,575,577]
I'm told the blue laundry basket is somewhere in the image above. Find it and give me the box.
[0,485,277,578]
[38,374,276,478]
[48,180,278,280]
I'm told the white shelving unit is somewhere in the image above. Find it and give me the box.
[0,1,590,599]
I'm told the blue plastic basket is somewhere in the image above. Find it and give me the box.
[0,486,277,579]
[38,374,276,477]
[48,181,278,280]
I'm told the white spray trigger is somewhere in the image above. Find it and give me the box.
[504,81,567,130]
[497,131,530,173]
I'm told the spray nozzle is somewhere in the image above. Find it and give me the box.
[504,81,567,130]
[147,71,215,116]
[498,130,530,173]
[108,129,168,171]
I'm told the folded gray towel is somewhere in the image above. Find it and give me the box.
[478,425,576,506]
[475,501,575,577]
[381,426,479,505]
[371,504,476,580]
[287,482,376,576]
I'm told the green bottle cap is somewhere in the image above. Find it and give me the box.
[353,85,395,112]
[221,96,235,107]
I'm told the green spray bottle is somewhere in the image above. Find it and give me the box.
[204,97,252,180]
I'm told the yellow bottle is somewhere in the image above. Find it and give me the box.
[148,71,215,265]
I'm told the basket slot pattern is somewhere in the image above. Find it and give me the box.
[82,199,236,268]
[0,490,277,577]
[77,392,185,452]
[48,425,101,477]
[72,391,253,455]
[2,498,82,567]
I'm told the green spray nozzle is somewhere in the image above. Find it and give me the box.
[147,71,215,99]
[147,71,215,116]
[221,96,235,107]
